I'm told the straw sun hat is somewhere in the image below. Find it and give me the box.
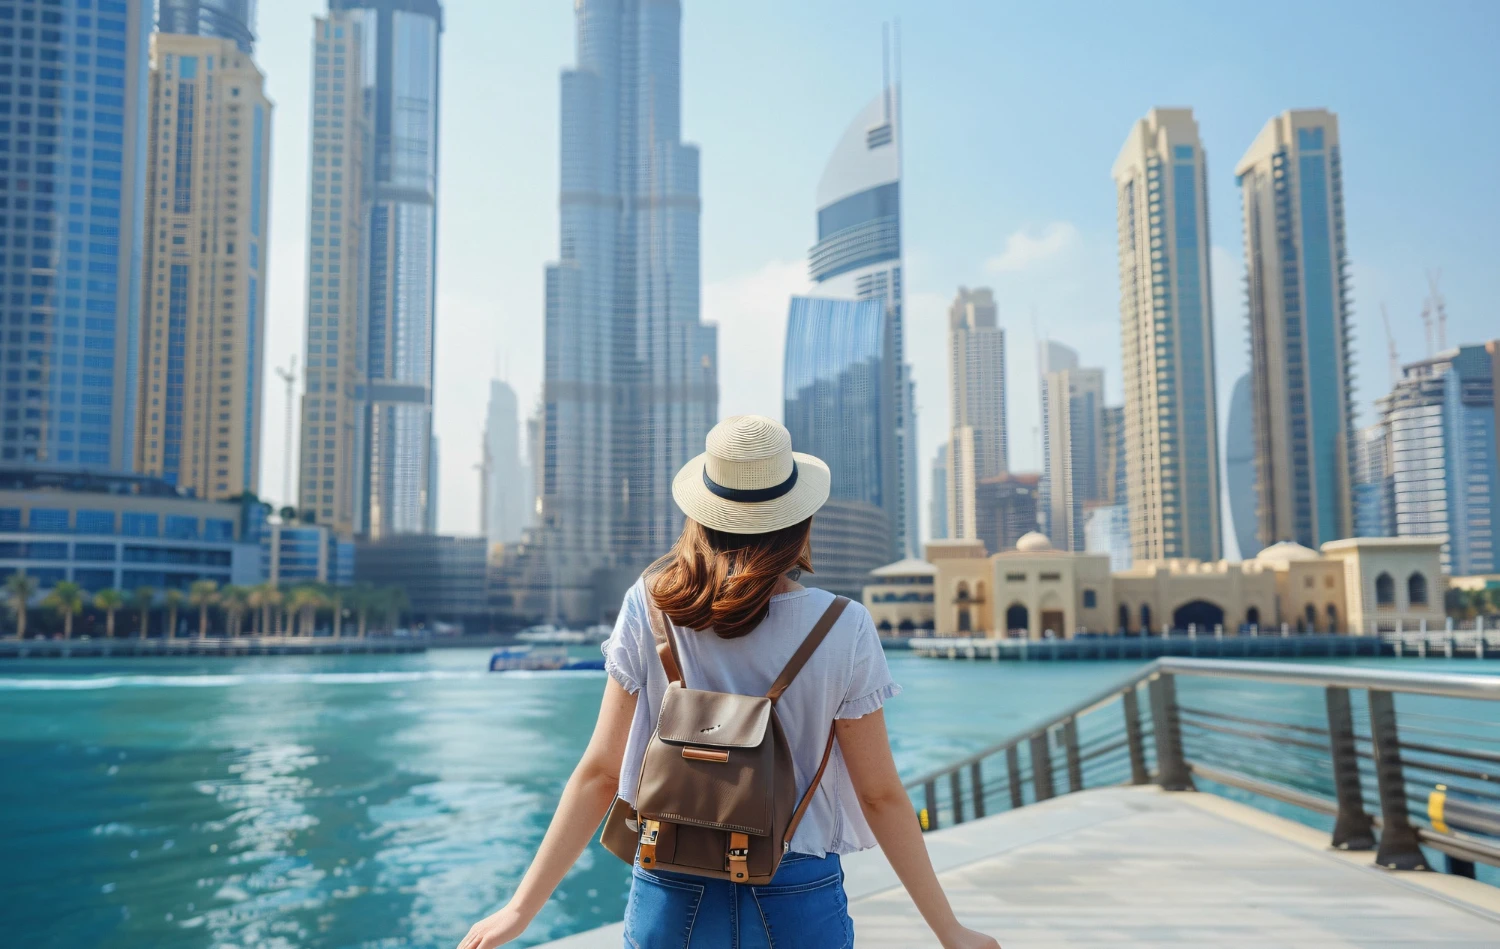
[672,415,831,535]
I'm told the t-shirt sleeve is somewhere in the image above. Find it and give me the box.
[602,580,648,694]
[836,606,902,720]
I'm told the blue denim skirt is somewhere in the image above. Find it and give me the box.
[624,851,854,949]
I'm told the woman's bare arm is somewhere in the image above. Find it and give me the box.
[459,678,638,949]
[837,709,1001,949]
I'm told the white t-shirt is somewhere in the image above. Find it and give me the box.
[602,579,901,856]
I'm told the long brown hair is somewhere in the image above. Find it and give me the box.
[647,518,814,639]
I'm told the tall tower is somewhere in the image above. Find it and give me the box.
[137,33,272,499]
[809,28,917,558]
[945,287,1007,541]
[1036,340,1078,540]
[329,0,442,538]
[158,0,257,53]
[1044,366,1104,552]
[539,0,717,619]
[0,0,151,470]
[297,11,367,533]
[1237,109,1355,549]
[1224,372,1261,558]
[1113,108,1222,563]
[483,379,530,545]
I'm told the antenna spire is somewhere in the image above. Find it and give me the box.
[881,22,891,122]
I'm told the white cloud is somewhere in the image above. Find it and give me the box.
[703,259,812,421]
[984,222,1082,274]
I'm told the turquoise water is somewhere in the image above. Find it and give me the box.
[1,651,1495,948]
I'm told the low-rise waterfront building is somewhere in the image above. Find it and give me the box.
[355,534,487,631]
[0,469,264,605]
[1320,537,1446,635]
[262,520,354,587]
[862,558,936,636]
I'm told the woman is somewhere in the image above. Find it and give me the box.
[459,415,1000,948]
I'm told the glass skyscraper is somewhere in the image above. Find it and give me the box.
[326,0,442,538]
[808,35,917,558]
[1225,372,1260,558]
[1113,108,1222,563]
[0,0,151,471]
[1237,109,1355,550]
[157,0,256,53]
[536,0,716,621]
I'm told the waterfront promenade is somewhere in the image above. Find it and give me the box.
[542,786,1500,948]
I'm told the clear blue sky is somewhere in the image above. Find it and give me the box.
[254,0,1500,540]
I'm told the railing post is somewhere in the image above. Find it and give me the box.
[970,760,985,819]
[1062,717,1084,793]
[1324,687,1375,851]
[1367,690,1429,870]
[950,769,965,825]
[1122,686,1149,785]
[1148,673,1195,791]
[1030,732,1056,801]
[923,780,938,832]
[1005,745,1023,809]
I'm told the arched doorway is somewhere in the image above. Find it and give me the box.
[1407,572,1428,606]
[1375,573,1395,607]
[1118,603,1130,634]
[878,619,893,633]
[956,581,971,602]
[1304,603,1318,632]
[898,618,915,635]
[1326,604,1339,632]
[957,608,972,633]
[1245,606,1261,629]
[1172,600,1225,632]
[1140,604,1152,635]
[1005,603,1028,637]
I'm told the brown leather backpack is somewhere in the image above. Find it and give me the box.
[599,594,850,884]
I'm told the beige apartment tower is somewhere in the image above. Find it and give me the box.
[1113,108,1222,563]
[297,14,367,535]
[1236,109,1355,550]
[946,286,1008,540]
[137,35,272,499]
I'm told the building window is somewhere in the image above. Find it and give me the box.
[1375,572,1395,608]
[1005,572,1025,582]
[28,508,69,532]
[75,509,115,534]
[204,518,234,541]
[121,512,159,537]
[1039,572,1061,582]
[1407,572,1428,606]
[1082,589,1097,608]
[164,515,198,540]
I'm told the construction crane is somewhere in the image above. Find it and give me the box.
[274,355,297,508]
[1381,304,1399,385]
[1426,269,1447,352]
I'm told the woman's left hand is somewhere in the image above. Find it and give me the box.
[457,905,530,949]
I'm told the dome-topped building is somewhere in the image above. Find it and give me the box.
[1015,531,1054,553]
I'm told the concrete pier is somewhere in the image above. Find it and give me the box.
[541,787,1500,947]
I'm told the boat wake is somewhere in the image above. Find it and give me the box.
[0,670,495,690]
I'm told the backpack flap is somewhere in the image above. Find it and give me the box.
[636,685,778,836]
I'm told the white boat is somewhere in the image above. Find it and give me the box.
[517,625,590,645]
[489,646,605,673]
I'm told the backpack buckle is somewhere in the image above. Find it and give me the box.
[726,832,750,881]
[638,819,661,869]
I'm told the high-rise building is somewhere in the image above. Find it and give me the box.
[482,379,530,546]
[809,33,917,557]
[1225,373,1261,558]
[330,0,443,538]
[1084,503,1132,571]
[297,11,367,535]
[929,444,948,541]
[1237,109,1355,550]
[1099,404,1127,506]
[1044,366,1104,551]
[974,472,1039,555]
[136,34,271,500]
[1378,344,1499,575]
[945,286,1007,541]
[1113,108,1222,562]
[1037,340,1078,539]
[537,0,717,620]
[783,296,896,562]
[1,1,151,470]
[1352,420,1394,538]
[158,0,256,53]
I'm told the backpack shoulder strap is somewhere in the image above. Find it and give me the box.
[644,593,685,687]
[766,595,849,703]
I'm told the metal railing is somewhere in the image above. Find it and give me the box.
[904,657,1500,879]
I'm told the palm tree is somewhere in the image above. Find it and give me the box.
[347,583,377,639]
[131,587,156,638]
[378,586,409,635]
[6,572,38,639]
[328,585,345,639]
[93,589,126,639]
[188,579,219,638]
[219,585,250,637]
[286,586,325,637]
[43,581,85,640]
[164,589,185,639]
